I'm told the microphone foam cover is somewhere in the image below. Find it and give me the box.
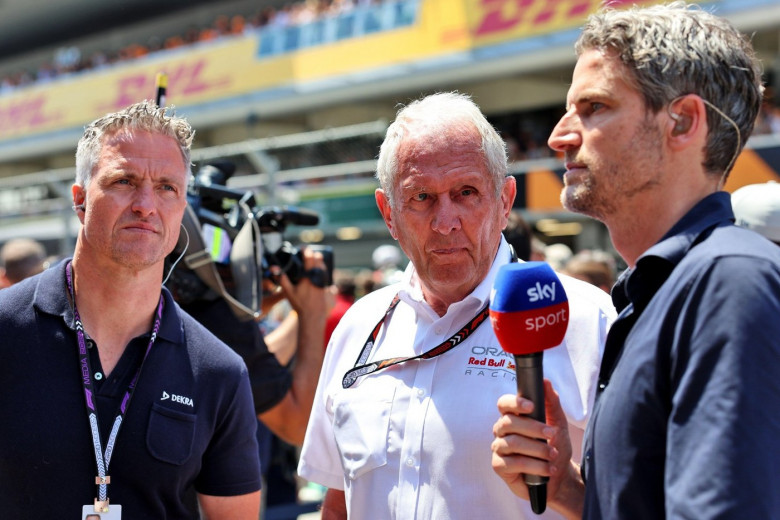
[489,262,569,355]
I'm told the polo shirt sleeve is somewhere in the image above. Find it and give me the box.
[184,298,292,414]
[665,255,780,518]
[194,365,263,496]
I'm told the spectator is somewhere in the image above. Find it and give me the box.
[371,243,404,287]
[324,269,357,346]
[502,210,534,261]
[543,242,573,271]
[0,237,47,287]
[561,249,616,294]
[731,181,780,245]
[530,236,547,261]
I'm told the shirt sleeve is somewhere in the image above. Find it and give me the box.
[195,365,263,496]
[665,256,780,518]
[184,298,292,414]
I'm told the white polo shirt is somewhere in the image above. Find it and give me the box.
[299,239,615,519]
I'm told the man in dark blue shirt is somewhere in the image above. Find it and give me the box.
[491,3,780,519]
[0,101,262,519]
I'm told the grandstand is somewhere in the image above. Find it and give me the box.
[2,0,780,268]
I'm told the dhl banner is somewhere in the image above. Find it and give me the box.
[0,0,767,144]
[464,0,653,47]
[0,39,263,141]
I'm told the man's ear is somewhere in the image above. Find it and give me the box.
[375,188,397,240]
[71,184,85,206]
[670,112,693,136]
[666,94,705,142]
[501,175,517,219]
[71,184,86,218]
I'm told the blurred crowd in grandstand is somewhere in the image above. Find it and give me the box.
[4,0,780,178]
[754,87,780,136]
[0,0,383,93]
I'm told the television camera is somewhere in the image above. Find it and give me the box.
[167,162,333,321]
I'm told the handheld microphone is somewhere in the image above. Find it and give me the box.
[489,261,569,515]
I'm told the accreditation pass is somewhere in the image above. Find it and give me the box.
[82,504,122,519]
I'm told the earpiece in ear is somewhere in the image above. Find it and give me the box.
[671,113,692,135]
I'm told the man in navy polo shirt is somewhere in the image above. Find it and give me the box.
[491,3,780,519]
[0,100,262,518]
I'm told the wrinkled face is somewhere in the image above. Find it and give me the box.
[376,124,515,308]
[73,129,189,271]
[548,49,666,222]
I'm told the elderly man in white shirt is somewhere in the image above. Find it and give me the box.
[298,92,615,520]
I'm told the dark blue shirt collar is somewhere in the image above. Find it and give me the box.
[33,257,183,344]
[613,192,734,313]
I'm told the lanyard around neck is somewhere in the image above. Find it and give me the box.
[341,246,517,389]
[66,261,164,509]
[341,294,490,388]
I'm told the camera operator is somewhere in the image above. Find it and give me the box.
[172,252,332,515]
[166,161,334,449]
[179,250,333,445]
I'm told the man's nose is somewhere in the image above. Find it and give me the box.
[548,111,582,153]
[131,186,156,215]
[431,197,462,235]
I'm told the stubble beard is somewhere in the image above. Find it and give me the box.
[560,119,663,223]
[109,233,173,272]
[561,167,616,222]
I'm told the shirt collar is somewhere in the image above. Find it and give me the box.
[614,191,734,313]
[642,191,734,266]
[33,257,183,344]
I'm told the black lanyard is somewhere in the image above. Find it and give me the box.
[66,261,163,511]
[341,293,490,388]
[341,246,517,388]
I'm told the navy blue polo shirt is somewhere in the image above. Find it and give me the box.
[0,260,262,519]
[181,296,293,477]
[582,192,780,519]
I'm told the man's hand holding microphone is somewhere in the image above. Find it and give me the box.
[489,262,585,519]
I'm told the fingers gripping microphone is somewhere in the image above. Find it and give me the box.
[489,262,570,515]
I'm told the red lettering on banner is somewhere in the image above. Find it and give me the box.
[474,0,597,37]
[101,59,231,112]
[475,0,534,35]
[170,60,229,96]
[111,75,149,110]
[0,95,61,137]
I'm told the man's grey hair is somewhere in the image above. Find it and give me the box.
[75,100,195,188]
[576,1,763,178]
[376,92,508,208]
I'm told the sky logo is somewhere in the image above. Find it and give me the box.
[527,281,556,302]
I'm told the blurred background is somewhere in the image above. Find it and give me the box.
[1,0,780,272]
